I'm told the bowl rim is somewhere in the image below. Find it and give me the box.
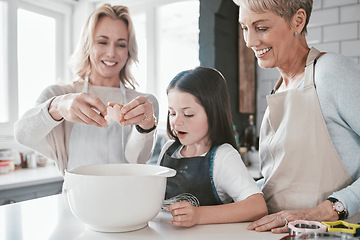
[64,163,176,178]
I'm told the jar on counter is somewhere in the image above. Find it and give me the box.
[0,162,10,174]
[0,149,15,171]
[26,153,38,168]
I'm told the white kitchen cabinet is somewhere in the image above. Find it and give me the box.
[0,164,63,205]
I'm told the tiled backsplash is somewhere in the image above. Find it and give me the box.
[256,0,360,134]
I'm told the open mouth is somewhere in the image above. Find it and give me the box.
[175,130,187,137]
[254,47,272,57]
[102,60,117,66]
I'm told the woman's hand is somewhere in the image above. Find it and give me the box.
[247,201,338,233]
[49,93,107,127]
[167,201,200,227]
[105,103,124,124]
[119,96,156,130]
[247,211,299,233]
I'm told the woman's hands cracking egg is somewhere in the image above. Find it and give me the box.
[104,103,124,125]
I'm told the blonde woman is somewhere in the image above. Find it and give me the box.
[15,4,159,173]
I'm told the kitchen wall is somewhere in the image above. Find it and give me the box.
[199,0,251,137]
[256,0,360,134]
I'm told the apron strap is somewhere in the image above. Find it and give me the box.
[82,76,89,93]
[306,47,321,67]
[304,47,321,88]
[271,77,283,94]
[82,76,127,103]
[270,47,322,94]
[209,146,222,204]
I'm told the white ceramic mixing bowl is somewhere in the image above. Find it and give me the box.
[64,164,176,232]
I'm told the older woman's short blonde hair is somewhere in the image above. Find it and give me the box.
[70,3,138,88]
[234,0,313,33]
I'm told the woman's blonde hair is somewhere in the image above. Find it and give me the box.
[234,0,312,33]
[70,4,138,88]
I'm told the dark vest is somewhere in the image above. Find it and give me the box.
[160,141,222,206]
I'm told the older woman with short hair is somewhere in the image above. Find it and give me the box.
[234,0,360,233]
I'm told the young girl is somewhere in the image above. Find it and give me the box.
[157,66,267,227]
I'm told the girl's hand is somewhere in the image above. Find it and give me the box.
[49,93,107,127]
[118,96,156,130]
[167,201,200,227]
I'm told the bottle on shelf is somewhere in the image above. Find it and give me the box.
[233,125,249,166]
[233,125,240,149]
[244,115,257,151]
[239,145,249,166]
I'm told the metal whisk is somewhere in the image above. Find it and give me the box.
[162,193,200,209]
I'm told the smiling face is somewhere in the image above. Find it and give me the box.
[167,89,210,153]
[239,7,297,69]
[89,16,129,86]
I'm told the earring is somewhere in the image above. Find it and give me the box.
[295,32,298,36]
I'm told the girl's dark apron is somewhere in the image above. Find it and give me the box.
[160,141,222,206]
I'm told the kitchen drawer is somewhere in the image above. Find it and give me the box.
[0,180,63,205]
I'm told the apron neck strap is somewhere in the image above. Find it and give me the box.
[306,47,321,66]
[271,47,322,94]
[303,47,321,88]
[81,76,127,104]
[82,76,89,93]
[120,81,127,104]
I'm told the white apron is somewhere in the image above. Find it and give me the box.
[259,47,352,214]
[68,77,130,170]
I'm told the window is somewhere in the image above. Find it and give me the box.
[0,1,8,123]
[131,12,147,92]
[0,0,71,136]
[156,2,200,128]
[17,9,56,117]
[129,0,200,133]
[0,0,198,137]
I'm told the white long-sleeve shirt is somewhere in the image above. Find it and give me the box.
[14,81,159,175]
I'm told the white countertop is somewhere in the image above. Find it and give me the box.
[0,162,260,190]
[0,164,63,191]
[0,193,287,240]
